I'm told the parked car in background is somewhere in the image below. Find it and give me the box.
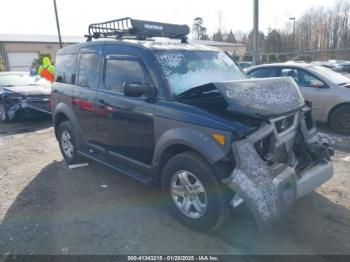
[238,62,253,69]
[312,61,341,72]
[0,72,51,122]
[246,63,350,135]
[328,60,350,73]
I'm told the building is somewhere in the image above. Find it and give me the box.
[0,34,84,71]
[0,34,246,71]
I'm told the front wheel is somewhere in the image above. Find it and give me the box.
[161,152,231,231]
[329,105,350,135]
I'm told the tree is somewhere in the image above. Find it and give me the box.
[212,30,224,41]
[247,31,265,53]
[242,53,252,62]
[293,54,312,63]
[278,54,287,62]
[265,29,282,53]
[261,54,268,64]
[0,57,5,72]
[225,30,237,43]
[192,17,209,40]
[268,54,278,63]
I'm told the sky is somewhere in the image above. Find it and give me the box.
[0,0,337,38]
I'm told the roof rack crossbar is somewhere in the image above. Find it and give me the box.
[85,17,189,42]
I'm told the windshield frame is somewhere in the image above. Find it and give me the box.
[152,49,246,99]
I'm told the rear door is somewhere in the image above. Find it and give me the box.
[72,50,101,143]
[95,54,155,165]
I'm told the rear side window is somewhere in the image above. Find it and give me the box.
[249,68,276,78]
[104,59,147,93]
[77,53,100,88]
[55,54,77,84]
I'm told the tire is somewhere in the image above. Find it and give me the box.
[57,121,82,165]
[329,105,350,135]
[0,102,9,122]
[161,152,231,231]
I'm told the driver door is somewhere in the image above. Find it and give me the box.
[95,54,155,165]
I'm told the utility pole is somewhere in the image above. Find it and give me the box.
[289,17,296,52]
[218,11,223,33]
[53,0,63,49]
[253,0,259,65]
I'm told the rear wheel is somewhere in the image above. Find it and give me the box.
[57,121,82,165]
[161,152,230,231]
[329,105,350,135]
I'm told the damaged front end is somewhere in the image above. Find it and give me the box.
[0,86,51,120]
[218,78,334,227]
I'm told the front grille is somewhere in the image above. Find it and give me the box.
[275,115,295,133]
[254,133,275,163]
[304,111,315,130]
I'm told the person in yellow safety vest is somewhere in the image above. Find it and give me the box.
[38,57,55,82]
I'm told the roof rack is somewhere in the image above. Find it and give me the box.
[85,17,190,43]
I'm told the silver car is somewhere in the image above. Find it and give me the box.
[246,63,350,135]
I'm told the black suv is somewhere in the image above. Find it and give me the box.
[52,18,334,231]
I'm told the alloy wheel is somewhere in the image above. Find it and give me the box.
[61,130,74,159]
[170,170,208,219]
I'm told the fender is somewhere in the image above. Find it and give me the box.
[53,102,88,149]
[153,126,230,166]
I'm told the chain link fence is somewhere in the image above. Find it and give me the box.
[237,48,350,64]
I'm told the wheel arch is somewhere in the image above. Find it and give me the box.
[327,102,350,124]
[153,127,228,168]
[53,102,87,148]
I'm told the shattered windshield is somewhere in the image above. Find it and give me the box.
[154,50,246,96]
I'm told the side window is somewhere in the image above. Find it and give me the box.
[77,53,100,88]
[298,70,325,87]
[249,68,276,78]
[104,58,147,93]
[280,68,298,83]
[55,54,77,84]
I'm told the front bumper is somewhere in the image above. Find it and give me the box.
[223,111,334,227]
[296,161,333,199]
[3,97,51,120]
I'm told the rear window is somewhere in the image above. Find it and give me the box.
[77,53,100,88]
[55,54,77,84]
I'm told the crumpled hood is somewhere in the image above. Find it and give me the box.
[1,85,51,96]
[213,77,305,117]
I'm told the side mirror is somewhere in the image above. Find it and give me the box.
[123,82,155,98]
[310,79,325,88]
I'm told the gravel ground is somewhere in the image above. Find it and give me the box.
[0,118,349,255]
